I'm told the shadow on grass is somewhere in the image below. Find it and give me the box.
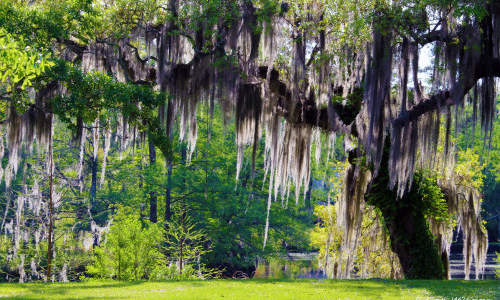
[227,278,499,299]
[3,278,498,299]
[217,278,391,296]
[6,296,118,300]
[6,281,143,299]
[397,279,500,300]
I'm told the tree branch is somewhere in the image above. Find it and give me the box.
[393,91,450,127]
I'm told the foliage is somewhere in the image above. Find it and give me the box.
[285,0,373,50]
[164,213,209,276]
[87,207,164,280]
[160,106,317,276]
[0,0,498,284]
[455,100,500,241]
[73,105,319,280]
[366,146,447,279]
[311,160,401,279]
[454,149,486,191]
[0,28,53,93]
[46,61,172,158]
[416,173,451,224]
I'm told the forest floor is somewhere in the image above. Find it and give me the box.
[0,279,498,299]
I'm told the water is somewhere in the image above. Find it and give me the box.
[255,244,499,280]
[449,243,500,280]
[253,254,327,279]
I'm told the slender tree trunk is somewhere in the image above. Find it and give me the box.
[99,126,111,187]
[179,239,183,275]
[117,249,121,280]
[148,137,157,223]
[305,177,313,215]
[77,126,86,194]
[165,161,172,222]
[164,91,175,224]
[90,123,99,206]
[46,120,54,281]
[90,157,97,205]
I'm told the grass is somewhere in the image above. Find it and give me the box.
[0,279,498,300]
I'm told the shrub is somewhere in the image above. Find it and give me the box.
[87,207,164,280]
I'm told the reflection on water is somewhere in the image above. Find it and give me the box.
[254,247,500,280]
[253,255,327,279]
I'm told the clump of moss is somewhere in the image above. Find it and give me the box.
[330,87,363,125]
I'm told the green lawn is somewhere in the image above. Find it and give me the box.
[0,279,498,300]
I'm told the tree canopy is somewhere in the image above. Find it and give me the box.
[0,0,499,281]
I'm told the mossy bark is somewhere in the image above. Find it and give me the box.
[366,151,445,279]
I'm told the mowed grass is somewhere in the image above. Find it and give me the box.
[0,279,498,300]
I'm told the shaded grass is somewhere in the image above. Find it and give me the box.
[0,279,498,300]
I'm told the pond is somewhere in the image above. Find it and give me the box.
[254,244,500,280]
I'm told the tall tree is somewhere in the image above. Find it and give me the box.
[0,0,498,279]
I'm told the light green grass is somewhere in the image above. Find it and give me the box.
[0,279,498,300]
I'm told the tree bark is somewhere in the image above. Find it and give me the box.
[366,149,445,279]
[46,119,54,281]
[165,161,172,222]
[164,95,175,224]
[148,136,157,223]
[90,123,99,207]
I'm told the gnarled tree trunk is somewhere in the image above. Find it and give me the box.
[366,149,445,279]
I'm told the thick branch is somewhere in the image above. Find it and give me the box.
[475,56,500,78]
[58,38,86,57]
[259,67,351,135]
[393,91,450,127]
[126,42,158,64]
[393,54,500,128]
[414,29,453,45]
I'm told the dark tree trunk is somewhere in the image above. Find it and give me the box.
[164,96,175,224]
[305,176,313,215]
[366,148,445,279]
[441,250,450,280]
[165,161,172,222]
[90,125,99,207]
[148,137,157,223]
[90,157,97,205]
[46,121,54,281]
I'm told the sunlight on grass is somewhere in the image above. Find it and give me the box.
[0,279,498,300]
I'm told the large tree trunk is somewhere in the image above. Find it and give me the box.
[366,150,445,279]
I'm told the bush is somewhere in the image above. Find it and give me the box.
[87,207,164,280]
[150,264,198,280]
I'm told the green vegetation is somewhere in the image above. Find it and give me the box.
[0,0,499,285]
[366,153,446,279]
[0,105,319,280]
[87,208,164,281]
[0,279,498,300]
